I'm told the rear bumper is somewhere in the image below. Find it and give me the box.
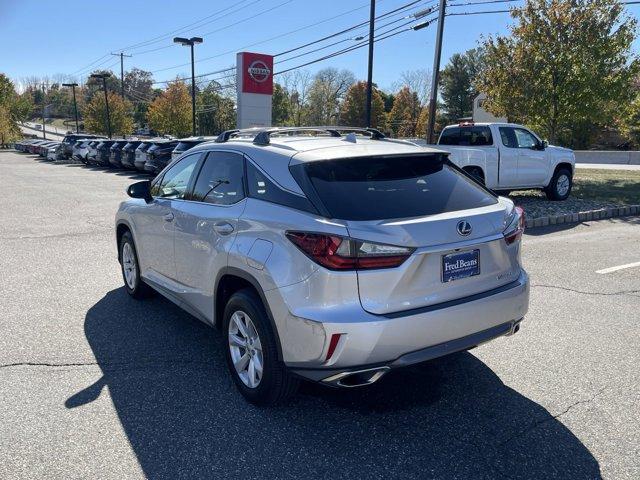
[278,270,529,384]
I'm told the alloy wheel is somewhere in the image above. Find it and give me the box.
[557,174,570,197]
[122,242,138,289]
[228,310,264,388]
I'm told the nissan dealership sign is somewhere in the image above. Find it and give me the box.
[236,52,274,128]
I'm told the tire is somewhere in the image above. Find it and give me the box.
[465,167,485,186]
[223,289,299,405]
[119,231,153,299]
[545,168,573,201]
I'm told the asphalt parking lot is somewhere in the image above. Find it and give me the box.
[1,151,638,479]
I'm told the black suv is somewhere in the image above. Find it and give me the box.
[94,140,117,166]
[121,141,142,169]
[109,140,131,168]
[143,140,179,174]
[171,136,215,161]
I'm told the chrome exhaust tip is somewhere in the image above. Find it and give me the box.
[506,318,523,336]
[322,366,390,388]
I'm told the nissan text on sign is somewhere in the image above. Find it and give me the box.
[236,52,274,128]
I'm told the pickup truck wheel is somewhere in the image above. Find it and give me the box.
[545,168,572,201]
[223,289,299,405]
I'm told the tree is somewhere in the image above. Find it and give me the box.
[306,68,355,125]
[0,74,29,145]
[339,81,386,129]
[197,82,236,135]
[123,68,155,126]
[83,92,133,136]
[440,48,485,122]
[279,70,312,125]
[84,70,120,103]
[387,86,422,137]
[621,93,640,147]
[272,83,292,126]
[477,0,639,146]
[148,80,192,137]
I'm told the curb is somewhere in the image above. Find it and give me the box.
[525,205,640,229]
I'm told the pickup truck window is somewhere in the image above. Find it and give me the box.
[499,126,539,149]
[439,126,493,146]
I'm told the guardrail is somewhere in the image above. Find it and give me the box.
[574,151,640,165]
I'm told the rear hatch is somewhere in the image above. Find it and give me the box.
[301,153,520,315]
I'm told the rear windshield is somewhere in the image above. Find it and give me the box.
[303,155,496,221]
[438,126,493,146]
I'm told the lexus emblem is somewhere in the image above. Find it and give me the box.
[247,60,271,83]
[456,220,472,236]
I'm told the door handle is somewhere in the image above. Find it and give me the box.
[163,212,174,222]
[213,221,234,235]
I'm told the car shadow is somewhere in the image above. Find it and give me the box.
[67,288,601,479]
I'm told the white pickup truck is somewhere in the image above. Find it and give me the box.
[431,122,576,200]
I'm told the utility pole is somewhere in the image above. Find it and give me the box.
[62,83,80,133]
[90,73,112,138]
[365,0,376,128]
[41,84,46,140]
[174,37,203,136]
[111,52,132,99]
[427,0,447,144]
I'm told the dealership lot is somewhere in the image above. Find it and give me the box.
[0,151,638,479]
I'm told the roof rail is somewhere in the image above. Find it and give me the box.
[215,126,386,146]
[215,129,240,143]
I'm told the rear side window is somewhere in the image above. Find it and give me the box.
[247,161,317,213]
[304,155,496,221]
[191,151,245,205]
[439,128,460,145]
[439,126,493,146]
[460,126,492,146]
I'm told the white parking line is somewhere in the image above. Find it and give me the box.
[596,261,640,274]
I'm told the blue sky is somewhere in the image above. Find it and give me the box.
[1,0,639,92]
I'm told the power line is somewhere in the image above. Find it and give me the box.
[274,15,436,76]
[149,0,294,74]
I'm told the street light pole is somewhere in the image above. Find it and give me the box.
[426,0,447,144]
[174,36,203,136]
[62,83,80,133]
[365,0,376,128]
[90,73,112,138]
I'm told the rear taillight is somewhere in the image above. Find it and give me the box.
[286,231,414,270]
[504,206,525,245]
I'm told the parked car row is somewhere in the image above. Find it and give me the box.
[14,135,215,174]
[15,139,65,160]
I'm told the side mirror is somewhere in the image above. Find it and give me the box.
[127,180,152,203]
[542,140,549,149]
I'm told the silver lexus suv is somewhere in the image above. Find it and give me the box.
[115,127,530,405]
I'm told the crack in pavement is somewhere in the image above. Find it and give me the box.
[532,284,640,297]
[487,386,609,477]
[0,359,217,372]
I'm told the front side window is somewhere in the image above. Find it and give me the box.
[190,151,245,205]
[514,128,538,148]
[304,155,496,221]
[153,153,201,199]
